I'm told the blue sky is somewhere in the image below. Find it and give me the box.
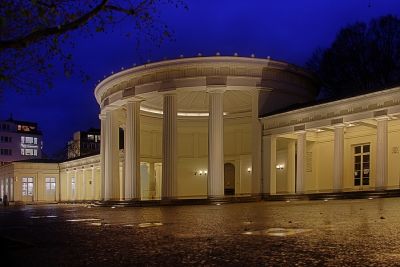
[1,0,400,156]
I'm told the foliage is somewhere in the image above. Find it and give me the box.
[0,0,186,95]
[307,15,400,98]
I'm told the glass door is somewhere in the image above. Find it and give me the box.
[22,177,34,202]
[354,144,370,189]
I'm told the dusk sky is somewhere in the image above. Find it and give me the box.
[1,0,400,157]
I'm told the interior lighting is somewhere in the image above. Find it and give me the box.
[247,167,252,173]
[276,164,284,170]
[140,107,228,117]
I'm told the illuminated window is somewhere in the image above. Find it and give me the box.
[22,177,34,196]
[21,148,38,156]
[88,134,94,141]
[45,177,56,191]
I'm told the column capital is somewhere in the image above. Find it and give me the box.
[333,123,346,128]
[375,115,390,121]
[126,96,144,104]
[99,113,106,120]
[207,87,226,94]
[160,90,178,96]
[295,130,306,135]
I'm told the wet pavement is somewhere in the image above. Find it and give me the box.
[1,198,400,266]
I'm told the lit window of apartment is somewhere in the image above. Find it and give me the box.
[21,136,37,144]
[21,148,38,156]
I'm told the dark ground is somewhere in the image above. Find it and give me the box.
[1,198,400,266]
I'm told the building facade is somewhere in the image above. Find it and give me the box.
[0,117,43,166]
[67,128,101,159]
[0,56,399,203]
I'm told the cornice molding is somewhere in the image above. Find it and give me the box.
[262,87,400,134]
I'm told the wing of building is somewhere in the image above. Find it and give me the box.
[0,56,399,203]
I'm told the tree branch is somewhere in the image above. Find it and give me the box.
[0,0,110,50]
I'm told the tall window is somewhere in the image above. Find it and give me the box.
[45,177,56,192]
[354,144,370,186]
[22,177,34,196]
[71,177,76,198]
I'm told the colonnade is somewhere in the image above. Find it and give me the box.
[100,89,261,201]
[65,166,100,201]
[263,116,390,194]
[0,177,13,201]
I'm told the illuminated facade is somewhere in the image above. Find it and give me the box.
[67,128,101,159]
[0,117,43,166]
[1,56,399,203]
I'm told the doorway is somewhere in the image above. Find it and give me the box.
[224,163,235,195]
[353,144,370,189]
[21,177,34,202]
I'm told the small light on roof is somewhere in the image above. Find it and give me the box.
[251,53,255,58]
[234,52,238,56]
[216,52,221,56]
[197,53,202,56]
[179,54,184,58]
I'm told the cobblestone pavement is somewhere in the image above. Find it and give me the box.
[1,198,400,266]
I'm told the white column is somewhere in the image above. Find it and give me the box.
[149,162,155,199]
[162,93,177,199]
[376,117,388,189]
[251,90,262,195]
[91,167,95,200]
[73,169,77,201]
[262,135,276,194]
[287,140,296,193]
[99,114,106,200]
[7,177,11,199]
[125,100,141,200]
[82,168,86,200]
[296,131,306,193]
[333,125,344,191]
[104,110,119,200]
[66,171,69,201]
[208,89,225,198]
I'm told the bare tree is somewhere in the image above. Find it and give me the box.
[0,0,186,95]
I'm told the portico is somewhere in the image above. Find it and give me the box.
[262,87,400,195]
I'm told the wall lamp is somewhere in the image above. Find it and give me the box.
[247,167,252,173]
[276,164,285,170]
[194,170,208,176]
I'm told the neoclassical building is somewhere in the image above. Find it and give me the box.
[1,56,399,203]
